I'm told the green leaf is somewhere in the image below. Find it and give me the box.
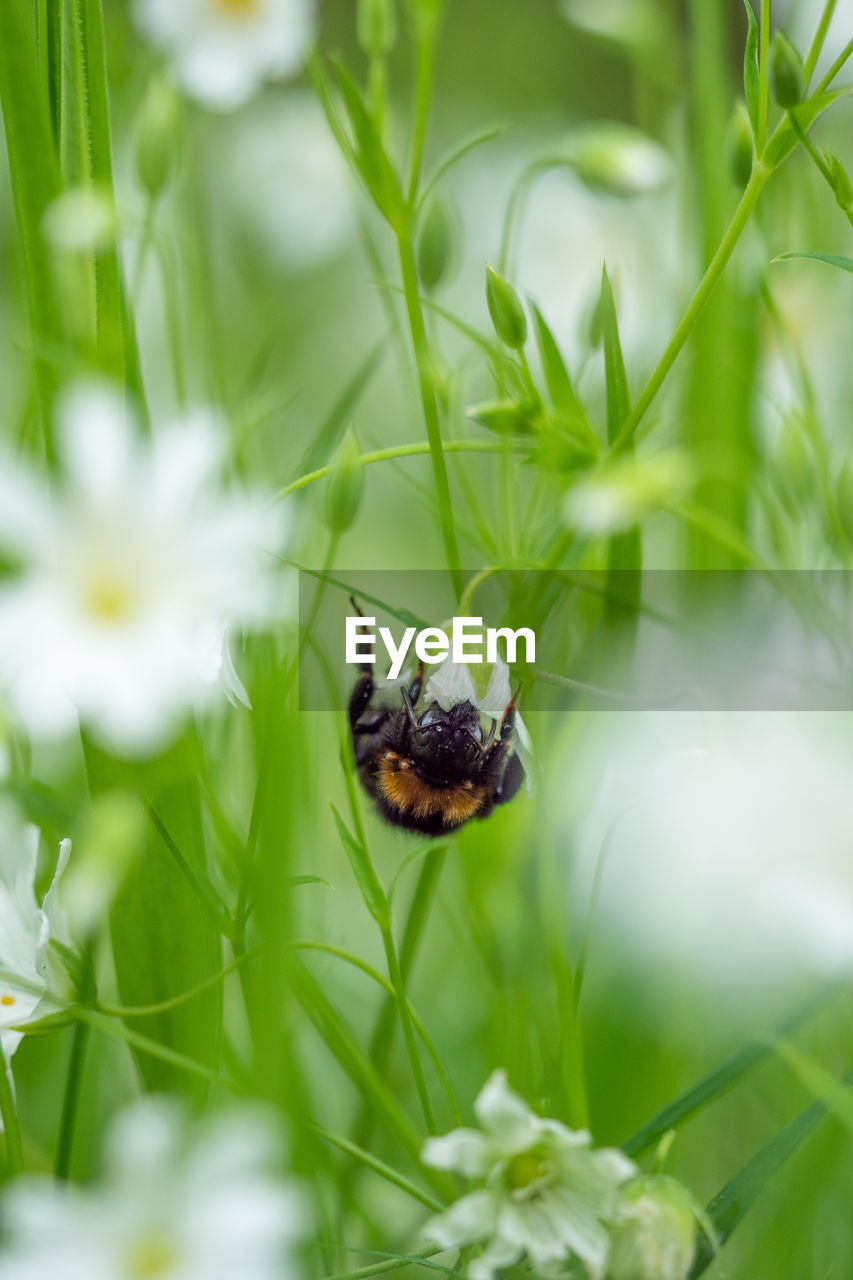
[599,264,641,627]
[622,985,834,1158]
[689,1076,853,1276]
[331,805,387,923]
[599,264,630,442]
[89,739,225,1100]
[297,344,384,477]
[743,0,760,133]
[334,60,405,228]
[530,302,582,419]
[765,86,853,168]
[770,1037,853,1135]
[773,249,853,274]
[0,0,64,444]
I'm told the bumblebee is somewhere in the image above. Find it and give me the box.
[349,661,525,836]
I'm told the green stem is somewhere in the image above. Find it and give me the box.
[311,1123,444,1212]
[805,0,839,81]
[758,0,771,152]
[816,36,853,91]
[0,1040,24,1174]
[397,233,463,598]
[54,1019,89,1178]
[278,440,519,501]
[611,164,770,455]
[0,0,63,458]
[407,23,436,206]
[319,1248,445,1280]
[380,922,437,1133]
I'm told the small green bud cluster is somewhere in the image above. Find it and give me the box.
[417,199,454,290]
[485,263,527,350]
[135,77,183,201]
[358,0,397,59]
[607,1174,698,1280]
[770,32,805,108]
[325,431,365,533]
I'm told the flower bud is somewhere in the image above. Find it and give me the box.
[564,451,692,535]
[485,263,528,350]
[324,431,365,533]
[467,400,534,435]
[358,0,397,58]
[608,1175,697,1280]
[827,152,853,212]
[562,123,672,197]
[417,198,454,290]
[726,101,754,188]
[135,77,184,201]
[770,32,805,108]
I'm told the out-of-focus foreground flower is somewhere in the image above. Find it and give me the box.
[572,711,853,993]
[0,1096,304,1280]
[421,1070,635,1280]
[0,382,287,754]
[0,803,70,1109]
[133,0,315,111]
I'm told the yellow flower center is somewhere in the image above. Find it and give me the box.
[211,0,260,16]
[505,1147,552,1192]
[0,995,15,1007]
[81,574,135,624]
[126,1236,179,1279]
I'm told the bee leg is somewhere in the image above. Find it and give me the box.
[407,661,425,706]
[498,695,517,743]
[495,752,525,806]
[349,671,375,729]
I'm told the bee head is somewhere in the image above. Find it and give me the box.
[410,699,484,781]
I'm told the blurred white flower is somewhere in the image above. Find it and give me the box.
[449,140,679,371]
[573,712,853,991]
[223,93,355,271]
[422,1069,635,1280]
[564,450,692,536]
[0,1096,304,1280]
[560,124,673,198]
[607,1175,697,1280]
[42,187,117,253]
[0,382,287,754]
[133,0,315,111]
[0,803,70,1083]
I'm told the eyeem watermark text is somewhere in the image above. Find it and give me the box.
[345,615,536,680]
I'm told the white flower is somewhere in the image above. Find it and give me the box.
[425,649,513,722]
[564,451,692,536]
[0,803,70,1093]
[607,1176,697,1280]
[42,187,117,253]
[0,1096,304,1280]
[422,1070,636,1280]
[571,711,853,995]
[221,93,355,272]
[0,382,287,755]
[133,0,315,111]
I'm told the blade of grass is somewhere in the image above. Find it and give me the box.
[0,0,63,454]
[310,1122,444,1212]
[689,1070,853,1276]
[622,984,838,1158]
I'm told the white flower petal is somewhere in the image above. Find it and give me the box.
[473,1070,541,1153]
[421,1128,493,1178]
[423,1190,499,1250]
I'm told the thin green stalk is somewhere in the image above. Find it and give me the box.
[407,22,437,206]
[278,440,520,501]
[611,164,770,455]
[319,1247,445,1280]
[0,1041,24,1174]
[0,0,63,457]
[45,0,62,144]
[311,1123,444,1212]
[380,922,437,1133]
[790,109,853,229]
[73,1004,239,1090]
[758,0,771,152]
[805,0,839,81]
[816,36,853,91]
[397,233,463,598]
[54,1019,89,1178]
